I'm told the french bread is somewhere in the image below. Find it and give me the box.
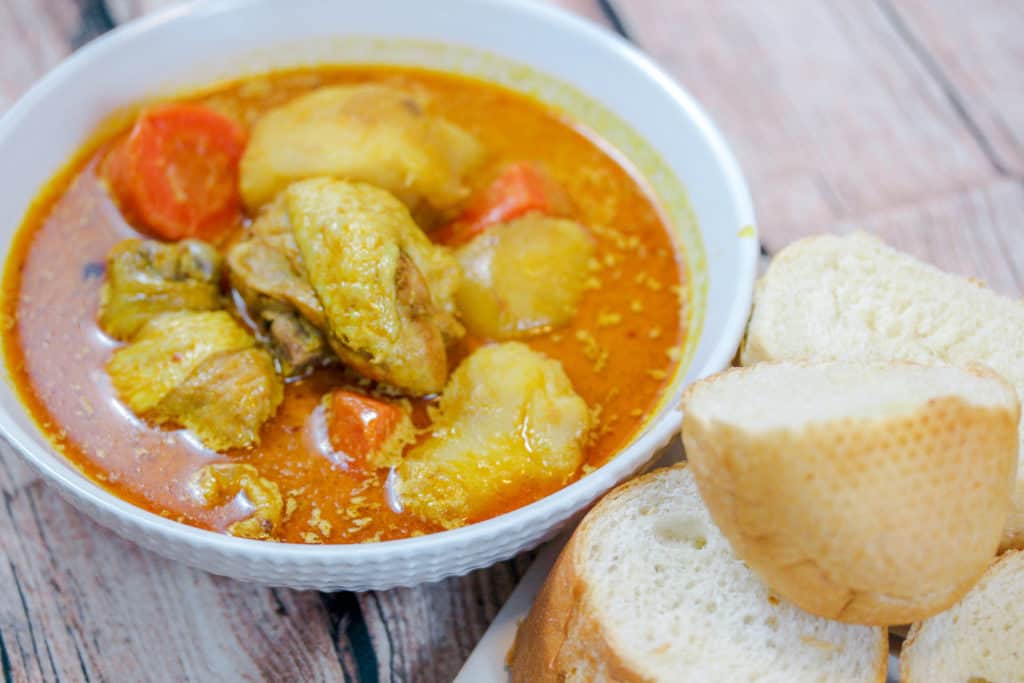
[740,232,1024,550]
[509,465,888,682]
[681,360,1020,625]
[900,550,1024,682]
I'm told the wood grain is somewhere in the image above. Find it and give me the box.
[742,178,1024,358]
[0,434,537,683]
[0,1,82,111]
[836,177,1024,297]
[886,0,1024,177]
[615,0,1005,250]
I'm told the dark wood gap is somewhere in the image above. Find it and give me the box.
[71,0,115,49]
[597,0,633,40]
[874,0,1015,179]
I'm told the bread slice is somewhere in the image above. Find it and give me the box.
[741,232,1024,550]
[682,361,1020,626]
[900,550,1024,682]
[508,465,888,682]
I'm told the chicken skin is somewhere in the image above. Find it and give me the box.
[107,311,283,450]
[286,177,463,395]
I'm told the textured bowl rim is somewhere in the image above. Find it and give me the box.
[0,0,757,564]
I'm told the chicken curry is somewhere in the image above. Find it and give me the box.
[3,66,686,544]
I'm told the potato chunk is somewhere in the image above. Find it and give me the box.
[396,342,590,528]
[107,311,283,450]
[98,238,223,340]
[287,178,463,395]
[191,463,283,540]
[455,215,595,339]
[239,85,484,213]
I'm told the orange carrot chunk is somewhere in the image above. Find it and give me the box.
[325,390,410,470]
[434,162,571,245]
[104,104,247,241]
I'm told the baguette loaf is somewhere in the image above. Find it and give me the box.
[509,465,888,682]
[741,232,1024,550]
[682,361,1019,625]
[900,550,1024,682]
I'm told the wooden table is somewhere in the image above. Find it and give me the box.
[2,1,1022,680]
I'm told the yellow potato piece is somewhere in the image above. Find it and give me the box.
[287,178,463,395]
[107,311,254,414]
[397,342,590,529]
[239,84,484,213]
[455,215,595,339]
[191,463,283,540]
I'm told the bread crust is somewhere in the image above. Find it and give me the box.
[740,232,1024,552]
[509,465,890,682]
[509,469,672,683]
[682,362,1020,626]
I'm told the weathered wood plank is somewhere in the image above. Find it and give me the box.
[344,555,533,682]
[0,0,80,111]
[616,0,1000,250]
[836,177,1024,297]
[886,0,1024,177]
[0,464,534,683]
[0,462,346,682]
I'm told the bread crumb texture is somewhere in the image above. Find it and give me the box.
[901,551,1024,683]
[509,465,887,682]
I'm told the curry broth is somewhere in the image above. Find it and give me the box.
[3,66,686,543]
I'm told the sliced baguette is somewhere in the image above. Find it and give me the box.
[900,550,1024,682]
[509,465,888,682]
[741,232,1024,550]
[682,361,1020,626]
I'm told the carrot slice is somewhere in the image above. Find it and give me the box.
[325,390,409,470]
[434,162,571,245]
[104,104,247,241]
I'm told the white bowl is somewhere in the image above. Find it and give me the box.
[0,0,757,590]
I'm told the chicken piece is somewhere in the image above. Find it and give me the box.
[262,311,326,376]
[156,348,283,451]
[191,463,283,540]
[455,215,595,339]
[396,342,590,529]
[239,84,484,214]
[107,311,283,450]
[226,233,329,376]
[98,238,223,340]
[286,178,464,395]
[228,233,323,326]
[229,195,322,322]
[107,311,254,413]
[248,191,308,281]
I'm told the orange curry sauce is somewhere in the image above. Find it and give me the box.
[2,67,687,543]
